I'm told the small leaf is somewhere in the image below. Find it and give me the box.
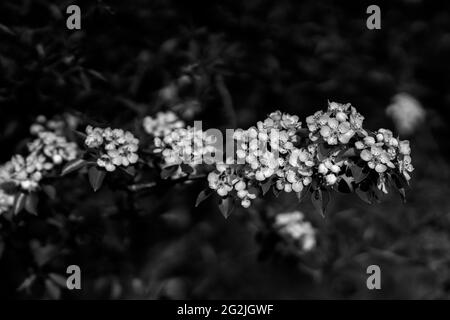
[296,128,310,137]
[338,175,354,193]
[88,167,106,192]
[25,193,39,215]
[13,193,26,215]
[61,159,87,176]
[128,182,156,192]
[335,147,356,162]
[45,279,61,300]
[0,24,15,36]
[317,143,329,161]
[48,273,68,288]
[398,188,406,203]
[180,163,194,175]
[272,187,282,198]
[122,166,136,176]
[72,130,87,145]
[195,189,213,207]
[296,185,310,203]
[356,188,372,204]
[42,185,57,200]
[17,275,37,291]
[351,164,368,183]
[311,189,329,217]
[218,198,234,219]
[161,165,179,179]
[261,179,273,195]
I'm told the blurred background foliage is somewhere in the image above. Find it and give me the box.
[1,0,450,299]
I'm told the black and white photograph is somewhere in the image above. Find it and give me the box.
[1,0,450,306]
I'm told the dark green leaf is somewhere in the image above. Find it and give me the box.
[13,193,26,215]
[351,164,368,183]
[296,185,310,203]
[398,188,406,203]
[122,166,136,176]
[335,147,356,162]
[261,179,273,195]
[356,188,372,204]
[45,279,61,300]
[317,143,328,161]
[61,159,87,176]
[48,273,67,288]
[42,185,56,200]
[272,187,282,198]
[128,182,157,191]
[195,189,213,207]
[180,163,194,175]
[311,189,329,217]
[88,167,106,192]
[161,165,179,179]
[338,175,354,193]
[218,198,234,219]
[24,193,39,215]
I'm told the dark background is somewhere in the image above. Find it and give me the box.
[1,0,450,299]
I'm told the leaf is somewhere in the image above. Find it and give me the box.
[161,165,179,179]
[272,187,282,198]
[86,69,107,82]
[128,182,157,192]
[335,147,356,162]
[296,128,310,138]
[48,273,68,288]
[13,193,26,215]
[72,130,87,144]
[17,275,37,292]
[355,188,372,204]
[261,179,273,195]
[351,164,368,183]
[296,185,310,203]
[311,189,329,217]
[45,279,61,300]
[88,167,106,192]
[24,193,39,215]
[317,143,329,161]
[180,163,194,175]
[42,185,56,200]
[0,24,15,36]
[337,175,354,193]
[398,188,407,203]
[121,166,136,176]
[218,198,234,219]
[61,159,87,176]
[195,189,213,207]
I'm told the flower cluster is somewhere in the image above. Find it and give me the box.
[85,126,140,172]
[0,154,52,192]
[143,111,185,137]
[28,131,78,166]
[306,101,365,145]
[275,145,315,192]
[0,116,80,195]
[274,211,316,252]
[207,163,257,208]
[386,93,425,135]
[356,128,413,183]
[201,101,413,209]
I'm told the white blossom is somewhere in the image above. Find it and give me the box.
[85,126,139,172]
[274,211,316,252]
